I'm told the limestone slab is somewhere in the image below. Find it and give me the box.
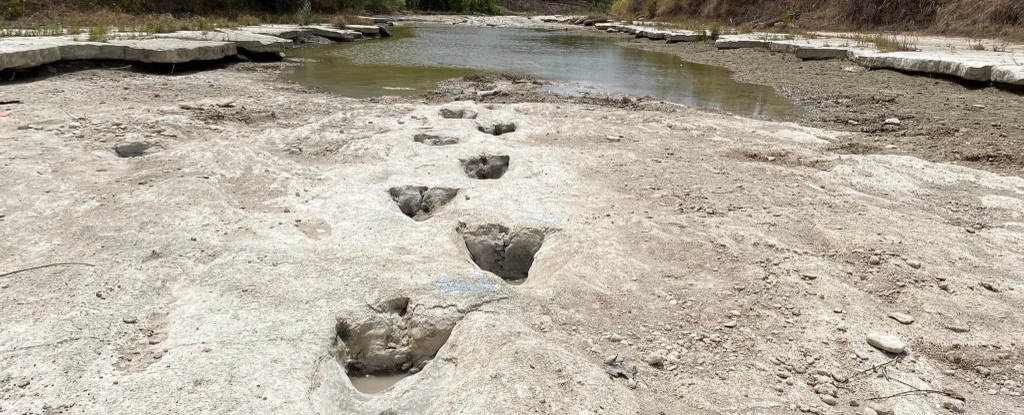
[852,51,998,82]
[304,26,363,41]
[343,24,384,36]
[154,30,291,54]
[666,31,701,43]
[991,65,1024,85]
[716,36,769,50]
[0,39,61,70]
[237,25,313,40]
[114,39,237,63]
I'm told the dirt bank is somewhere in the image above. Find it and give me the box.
[616,38,1024,177]
[1,55,1023,415]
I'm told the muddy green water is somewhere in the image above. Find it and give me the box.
[287,27,802,119]
[350,373,411,394]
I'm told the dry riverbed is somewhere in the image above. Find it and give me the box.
[618,39,1024,176]
[2,21,1024,415]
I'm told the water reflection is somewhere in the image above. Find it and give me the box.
[287,27,801,119]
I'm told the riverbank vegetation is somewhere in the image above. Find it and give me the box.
[608,0,1024,40]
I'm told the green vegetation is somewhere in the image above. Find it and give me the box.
[297,0,314,25]
[407,0,501,14]
[87,24,109,41]
[850,33,919,52]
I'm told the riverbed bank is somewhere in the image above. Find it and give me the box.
[2,15,1024,415]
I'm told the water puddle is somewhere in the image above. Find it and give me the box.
[349,373,411,394]
[287,26,803,120]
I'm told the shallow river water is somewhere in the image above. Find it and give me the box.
[287,26,802,119]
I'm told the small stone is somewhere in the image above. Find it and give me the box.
[724,320,737,328]
[884,118,901,126]
[608,333,624,342]
[122,316,138,324]
[906,259,922,269]
[866,333,906,354]
[868,256,881,265]
[821,396,838,406]
[869,403,894,415]
[888,312,914,324]
[626,379,638,389]
[862,409,878,415]
[16,379,30,388]
[976,366,991,376]
[945,323,970,333]
[644,352,664,367]
[604,355,617,365]
[980,282,1000,292]
[943,399,966,413]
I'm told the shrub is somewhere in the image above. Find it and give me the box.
[297,0,313,25]
[87,24,109,41]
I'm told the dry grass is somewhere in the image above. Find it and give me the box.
[330,14,372,29]
[608,0,1024,41]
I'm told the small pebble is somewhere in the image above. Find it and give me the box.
[122,316,138,324]
[945,323,970,333]
[888,312,914,325]
[980,282,1000,292]
[866,333,906,354]
[869,403,894,415]
[868,256,881,265]
[906,259,922,269]
[943,400,966,413]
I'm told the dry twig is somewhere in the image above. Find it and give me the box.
[0,262,96,278]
